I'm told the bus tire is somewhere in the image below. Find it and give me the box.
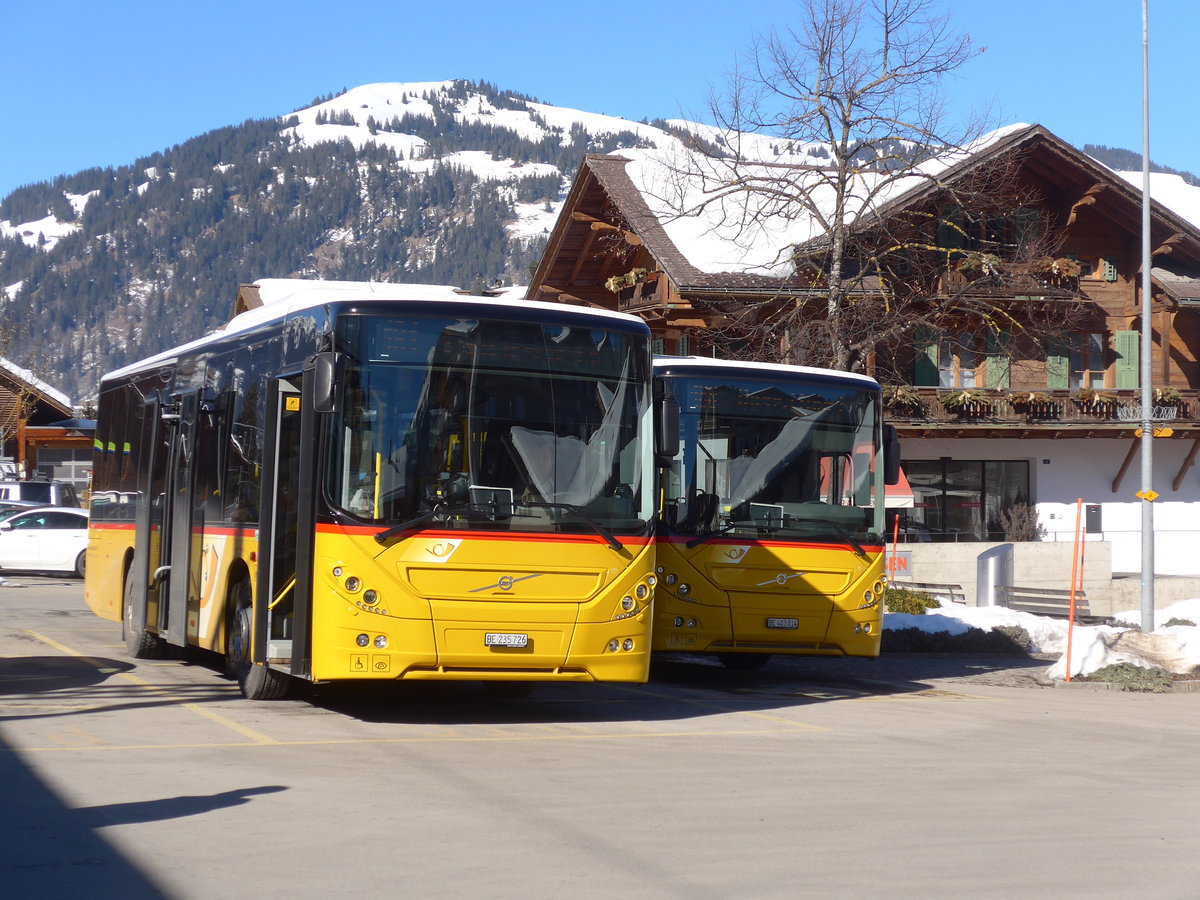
[717,652,771,672]
[123,568,165,659]
[226,578,289,701]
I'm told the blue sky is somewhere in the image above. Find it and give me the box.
[2,0,1194,200]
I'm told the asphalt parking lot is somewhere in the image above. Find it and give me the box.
[4,578,1200,899]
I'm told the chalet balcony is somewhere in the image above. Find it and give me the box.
[937,263,1080,300]
[615,271,665,312]
[882,387,1198,438]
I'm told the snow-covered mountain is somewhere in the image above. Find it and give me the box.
[3,78,1198,404]
[0,78,838,401]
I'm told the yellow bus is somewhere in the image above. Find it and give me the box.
[652,356,900,668]
[85,279,658,698]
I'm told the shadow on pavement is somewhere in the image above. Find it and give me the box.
[302,649,1049,725]
[0,732,168,897]
[0,655,135,695]
[75,786,288,827]
[0,652,240,723]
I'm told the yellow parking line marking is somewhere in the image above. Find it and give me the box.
[23,630,279,746]
[11,727,816,753]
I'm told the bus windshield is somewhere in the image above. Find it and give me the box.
[326,314,652,536]
[662,373,883,543]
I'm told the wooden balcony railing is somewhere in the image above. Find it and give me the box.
[882,388,1193,427]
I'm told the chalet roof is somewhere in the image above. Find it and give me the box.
[533,123,1200,300]
[0,359,72,425]
[1152,266,1200,303]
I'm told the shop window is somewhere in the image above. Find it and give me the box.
[901,458,1030,542]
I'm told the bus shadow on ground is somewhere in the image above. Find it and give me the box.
[0,654,135,696]
[0,652,239,723]
[302,651,1048,726]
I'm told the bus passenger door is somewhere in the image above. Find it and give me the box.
[159,390,206,646]
[255,377,315,679]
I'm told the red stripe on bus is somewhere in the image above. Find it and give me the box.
[315,522,651,547]
[88,522,256,538]
[658,535,884,553]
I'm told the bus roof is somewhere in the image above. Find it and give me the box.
[652,355,880,388]
[103,279,649,383]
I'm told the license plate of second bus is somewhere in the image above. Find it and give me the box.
[485,632,529,648]
[766,617,799,630]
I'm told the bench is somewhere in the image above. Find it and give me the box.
[894,581,966,604]
[994,585,1111,624]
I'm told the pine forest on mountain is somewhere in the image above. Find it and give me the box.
[0,78,1194,402]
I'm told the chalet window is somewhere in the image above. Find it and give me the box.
[915,330,1007,388]
[1073,257,1095,278]
[1069,333,1106,389]
[887,252,911,277]
[936,206,966,251]
[937,336,978,388]
[1047,333,1109,389]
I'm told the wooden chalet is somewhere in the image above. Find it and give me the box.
[0,359,86,483]
[527,125,1200,573]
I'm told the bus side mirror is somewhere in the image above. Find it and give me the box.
[655,394,680,464]
[312,352,342,414]
[883,424,901,485]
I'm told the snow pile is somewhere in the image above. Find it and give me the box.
[885,597,1200,681]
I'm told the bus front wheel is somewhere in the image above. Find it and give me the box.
[226,579,289,701]
[122,568,165,659]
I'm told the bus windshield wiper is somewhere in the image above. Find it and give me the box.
[788,516,869,559]
[374,503,474,544]
[686,520,753,549]
[521,502,623,551]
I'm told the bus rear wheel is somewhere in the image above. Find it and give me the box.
[717,652,771,672]
[122,568,165,659]
[226,578,289,701]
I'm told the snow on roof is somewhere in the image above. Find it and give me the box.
[0,358,71,409]
[1114,170,1200,226]
[103,279,641,382]
[610,124,1036,278]
[653,354,879,387]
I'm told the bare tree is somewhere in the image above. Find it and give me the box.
[653,0,1089,373]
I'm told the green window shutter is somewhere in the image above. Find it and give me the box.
[986,332,1011,389]
[1103,256,1118,282]
[936,206,964,250]
[1046,338,1069,390]
[1115,330,1139,389]
[652,337,665,356]
[913,327,938,386]
[1014,208,1042,246]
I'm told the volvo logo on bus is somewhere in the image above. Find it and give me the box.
[757,572,804,587]
[470,573,543,593]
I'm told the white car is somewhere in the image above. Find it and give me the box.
[0,506,89,577]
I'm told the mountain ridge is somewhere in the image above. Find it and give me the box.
[1,79,1196,403]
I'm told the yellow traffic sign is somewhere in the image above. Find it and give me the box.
[1134,428,1175,437]
[1136,489,1160,502]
